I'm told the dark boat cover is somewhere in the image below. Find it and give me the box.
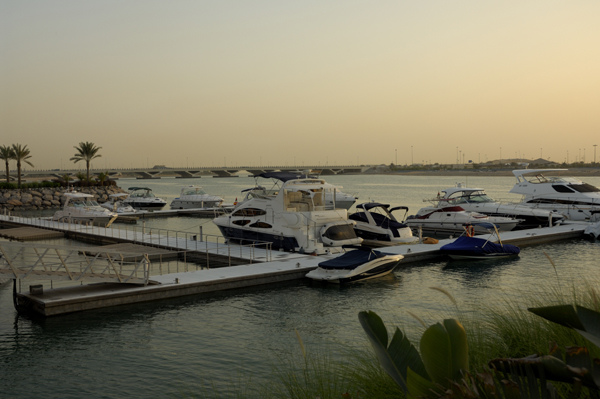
[440,236,520,255]
[318,250,385,270]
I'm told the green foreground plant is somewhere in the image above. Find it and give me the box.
[359,303,600,398]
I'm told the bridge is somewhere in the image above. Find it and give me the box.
[1,165,375,180]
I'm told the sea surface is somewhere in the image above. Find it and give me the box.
[1,174,600,398]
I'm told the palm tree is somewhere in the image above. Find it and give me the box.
[11,144,34,188]
[70,142,102,182]
[0,145,15,184]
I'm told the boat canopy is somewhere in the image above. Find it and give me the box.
[318,249,387,270]
[441,236,520,255]
[128,187,152,191]
[63,192,94,198]
[356,202,390,211]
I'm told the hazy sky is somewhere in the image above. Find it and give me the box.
[2,1,600,169]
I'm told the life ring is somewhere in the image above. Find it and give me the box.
[465,225,475,237]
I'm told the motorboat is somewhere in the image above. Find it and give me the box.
[122,187,167,210]
[213,173,362,254]
[509,169,600,221]
[440,223,520,260]
[438,183,564,229]
[348,202,419,246]
[305,247,404,283]
[100,193,138,214]
[234,172,357,210]
[170,186,223,209]
[53,192,118,225]
[404,204,521,235]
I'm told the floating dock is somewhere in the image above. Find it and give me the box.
[0,213,590,317]
[0,227,65,241]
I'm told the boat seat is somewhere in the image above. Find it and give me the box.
[290,202,309,212]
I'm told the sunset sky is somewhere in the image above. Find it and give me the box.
[2,1,599,169]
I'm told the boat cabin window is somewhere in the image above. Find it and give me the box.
[283,188,329,211]
[232,220,251,226]
[248,221,271,229]
[232,208,266,217]
[551,185,576,193]
[571,183,600,193]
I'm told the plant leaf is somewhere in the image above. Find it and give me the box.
[576,306,600,347]
[420,321,452,387]
[528,305,586,331]
[443,319,469,381]
[358,311,408,392]
[406,366,435,399]
[388,327,429,382]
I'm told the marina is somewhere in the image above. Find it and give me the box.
[2,174,600,398]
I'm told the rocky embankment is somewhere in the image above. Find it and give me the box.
[0,186,127,212]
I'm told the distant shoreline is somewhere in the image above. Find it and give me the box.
[385,168,600,177]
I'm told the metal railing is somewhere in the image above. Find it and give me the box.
[0,213,273,265]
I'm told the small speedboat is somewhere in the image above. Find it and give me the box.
[305,247,404,283]
[101,193,138,214]
[349,202,418,246]
[170,186,223,209]
[122,187,167,210]
[440,223,520,260]
[53,192,118,225]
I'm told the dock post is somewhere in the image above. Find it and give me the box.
[199,226,203,241]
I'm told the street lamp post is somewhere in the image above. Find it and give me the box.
[395,149,397,166]
[594,145,598,164]
[411,146,413,165]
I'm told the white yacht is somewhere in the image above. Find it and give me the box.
[213,173,362,254]
[404,204,520,235]
[509,169,600,221]
[53,192,118,225]
[170,186,223,209]
[438,184,564,228]
[122,187,167,210]
[100,193,138,214]
[236,172,357,210]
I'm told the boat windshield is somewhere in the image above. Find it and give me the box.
[131,191,154,198]
[183,188,207,196]
[446,191,494,204]
[525,174,583,185]
[69,199,100,207]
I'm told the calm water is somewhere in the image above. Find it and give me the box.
[1,174,600,398]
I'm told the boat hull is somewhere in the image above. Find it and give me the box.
[216,225,299,251]
[306,255,403,284]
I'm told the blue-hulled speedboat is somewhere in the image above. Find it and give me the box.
[305,247,404,283]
